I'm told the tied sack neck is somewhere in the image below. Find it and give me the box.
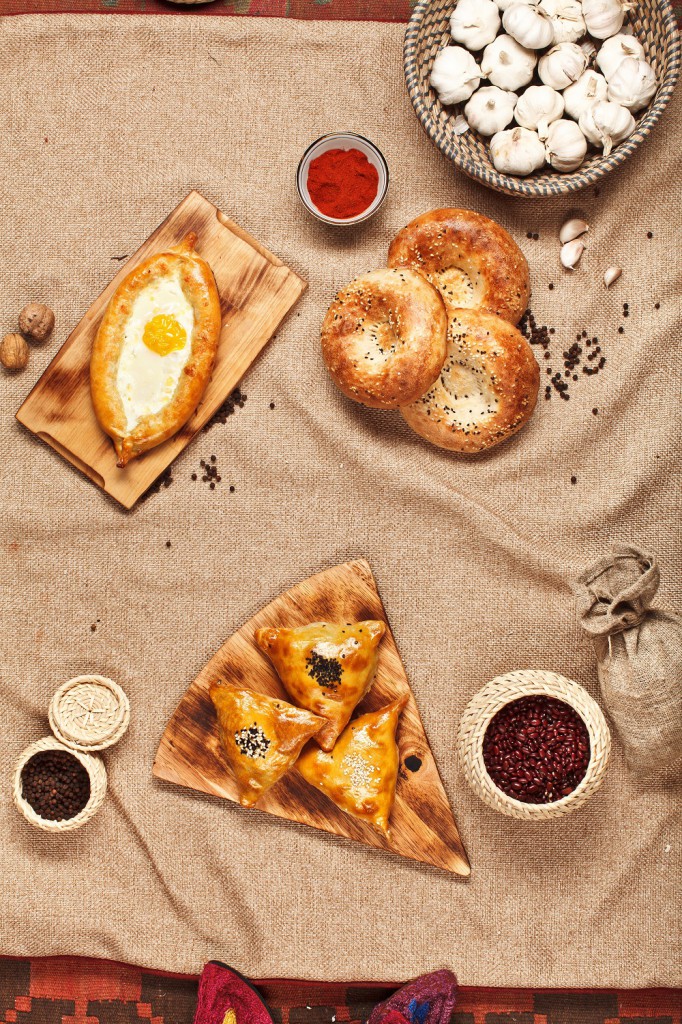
[576,545,660,638]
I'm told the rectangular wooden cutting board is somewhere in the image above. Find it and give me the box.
[16,191,306,509]
[153,559,471,877]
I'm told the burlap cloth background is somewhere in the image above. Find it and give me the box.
[1,13,680,988]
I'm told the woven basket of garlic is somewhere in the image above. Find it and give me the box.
[404,0,680,196]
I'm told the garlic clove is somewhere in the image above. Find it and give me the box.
[603,265,622,288]
[559,217,589,243]
[560,239,585,269]
[452,114,470,135]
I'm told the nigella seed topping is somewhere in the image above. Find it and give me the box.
[235,723,271,759]
[306,650,343,690]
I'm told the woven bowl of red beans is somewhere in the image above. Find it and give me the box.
[458,670,611,820]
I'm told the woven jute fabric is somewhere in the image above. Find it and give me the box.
[0,14,680,988]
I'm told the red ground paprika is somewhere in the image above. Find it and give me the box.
[307,148,379,219]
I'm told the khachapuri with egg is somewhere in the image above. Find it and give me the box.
[90,232,222,468]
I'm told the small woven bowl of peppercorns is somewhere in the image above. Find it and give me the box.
[13,736,107,833]
[458,670,611,820]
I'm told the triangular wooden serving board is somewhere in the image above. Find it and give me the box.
[153,559,470,876]
[16,190,306,509]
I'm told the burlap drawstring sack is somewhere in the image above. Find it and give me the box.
[576,545,682,774]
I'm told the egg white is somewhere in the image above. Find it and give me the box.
[116,270,195,432]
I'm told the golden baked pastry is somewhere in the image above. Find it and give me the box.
[255,620,385,752]
[297,696,407,836]
[320,269,447,409]
[388,208,530,326]
[90,232,222,468]
[209,681,325,807]
[400,308,540,453]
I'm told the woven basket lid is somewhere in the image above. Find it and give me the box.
[49,675,130,752]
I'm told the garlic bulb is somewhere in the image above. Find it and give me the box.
[490,126,546,175]
[514,85,564,139]
[493,0,534,9]
[580,37,598,64]
[578,99,635,155]
[503,2,554,50]
[545,118,588,170]
[596,33,646,79]
[465,86,518,136]
[450,0,501,51]
[539,0,585,43]
[481,34,537,91]
[430,46,482,105]
[538,42,587,90]
[563,70,608,120]
[582,0,631,40]
[607,57,658,112]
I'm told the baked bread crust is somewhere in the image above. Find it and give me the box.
[387,208,530,326]
[400,308,540,453]
[90,232,221,468]
[296,696,407,837]
[255,620,385,751]
[320,268,447,409]
[209,681,325,808]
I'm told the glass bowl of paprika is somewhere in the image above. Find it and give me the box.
[296,132,389,226]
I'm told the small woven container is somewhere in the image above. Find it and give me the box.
[49,674,130,752]
[458,670,611,820]
[404,0,681,197]
[13,737,107,833]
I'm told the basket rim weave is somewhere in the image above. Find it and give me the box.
[49,674,130,752]
[404,0,681,198]
[12,736,107,833]
[457,670,611,819]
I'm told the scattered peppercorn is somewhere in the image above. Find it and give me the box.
[140,465,174,502]
[204,387,247,431]
[269,402,276,410]
[592,408,598,415]
[21,750,90,821]
[654,302,660,310]
[647,231,653,239]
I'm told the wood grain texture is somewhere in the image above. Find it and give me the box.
[15,191,306,509]
[153,559,470,876]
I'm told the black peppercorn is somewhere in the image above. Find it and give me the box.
[21,750,90,821]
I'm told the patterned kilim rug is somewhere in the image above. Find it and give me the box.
[0,0,676,22]
[0,958,680,1024]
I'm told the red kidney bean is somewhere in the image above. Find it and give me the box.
[482,696,591,804]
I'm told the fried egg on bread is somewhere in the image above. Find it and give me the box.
[90,232,221,468]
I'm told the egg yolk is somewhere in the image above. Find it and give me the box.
[142,314,187,356]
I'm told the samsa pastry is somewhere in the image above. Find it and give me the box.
[254,620,386,751]
[209,681,325,807]
[296,696,407,836]
[90,232,221,468]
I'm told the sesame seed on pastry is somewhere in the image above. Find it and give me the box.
[320,268,448,409]
[387,208,530,326]
[400,308,540,453]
